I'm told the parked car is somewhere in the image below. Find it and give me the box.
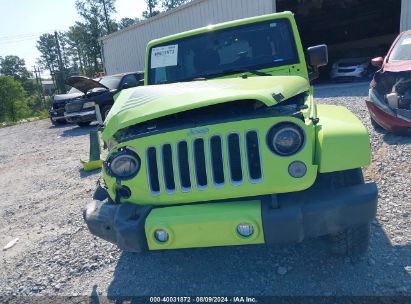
[330,49,372,81]
[64,72,144,127]
[366,30,411,134]
[83,12,377,256]
[49,87,83,125]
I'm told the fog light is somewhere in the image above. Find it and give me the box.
[237,223,254,237]
[288,161,307,178]
[154,229,169,243]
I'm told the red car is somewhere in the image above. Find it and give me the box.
[366,30,411,135]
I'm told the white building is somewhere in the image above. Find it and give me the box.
[101,0,411,75]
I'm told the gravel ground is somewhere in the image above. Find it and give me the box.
[0,81,410,299]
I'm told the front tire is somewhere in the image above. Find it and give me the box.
[50,118,66,126]
[101,105,112,121]
[322,169,371,256]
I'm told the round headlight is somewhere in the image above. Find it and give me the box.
[267,123,304,156]
[107,149,140,179]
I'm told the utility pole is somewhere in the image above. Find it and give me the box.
[54,31,65,93]
[102,0,111,33]
[33,66,45,105]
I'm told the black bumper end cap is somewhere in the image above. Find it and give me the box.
[83,187,152,252]
[262,182,378,244]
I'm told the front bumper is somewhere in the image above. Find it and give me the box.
[330,68,366,79]
[64,109,96,123]
[84,181,378,252]
[366,100,411,134]
[49,109,65,121]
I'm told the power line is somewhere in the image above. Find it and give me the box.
[0,29,65,40]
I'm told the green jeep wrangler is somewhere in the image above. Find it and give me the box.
[84,11,378,256]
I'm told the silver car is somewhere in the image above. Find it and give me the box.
[330,57,370,80]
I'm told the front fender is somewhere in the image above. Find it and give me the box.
[314,104,371,173]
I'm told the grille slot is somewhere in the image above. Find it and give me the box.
[227,133,243,185]
[193,138,208,189]
[210,136,225,185]
[162,144,176,193]
[177,141,191,191]
[146,147,160,194]
[245,131,262,182]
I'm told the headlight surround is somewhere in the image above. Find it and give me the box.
[267,122,305,156]
[83,101,95,109]
[106,149,141,179]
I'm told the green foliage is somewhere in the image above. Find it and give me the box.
[36,33,66,93]
[0,55,32,82]
[118,17,137,29]
[0,76,29,122]
[0,55,42,95]
[143,0,160,18]
[162,0,189,10]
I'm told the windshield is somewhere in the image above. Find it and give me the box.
[99,76,122,89]
[148,18,299,85]
[389,34,411,62]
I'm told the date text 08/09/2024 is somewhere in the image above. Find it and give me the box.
[149,296,257,303]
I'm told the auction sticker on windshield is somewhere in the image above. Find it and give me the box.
[151,45,178,68]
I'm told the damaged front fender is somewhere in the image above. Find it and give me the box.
[367,70,411,134]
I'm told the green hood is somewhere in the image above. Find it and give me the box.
[103,75,309,140]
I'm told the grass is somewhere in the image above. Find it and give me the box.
[0,113,49,129]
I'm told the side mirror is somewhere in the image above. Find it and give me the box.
[121,82,133,90]
[371,57,384,67]
[307,44,328,81]
[307,44,328,68]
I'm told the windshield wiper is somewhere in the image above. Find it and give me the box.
[204,68,272,79]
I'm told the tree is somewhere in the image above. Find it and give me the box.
[66,23,89,75]
[36,33,66,92]
[74,0,117,75]
[142,0,160,18]
[0,76,30,122]
[0,55,32,82]
[0,55,40,95]
[76,0,117,34]
[161,0,189,11]
[118,17,137,29]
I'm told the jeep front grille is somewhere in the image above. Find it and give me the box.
[146,130,263,195]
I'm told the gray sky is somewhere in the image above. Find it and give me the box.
[0,0,146,77]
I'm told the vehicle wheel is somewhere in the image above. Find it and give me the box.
[50,118,65,126]
[370,116,383,132]
[322,169,371,256]
[101,105,112,121]
[77,121,91,127]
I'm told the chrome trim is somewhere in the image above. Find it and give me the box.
[63,110,95,118]
[192,137,208,191]
[226,132,243,187]
[176,140,192,193]
[146,147,160,196]
[50,116,64,121]
[161,143,176,194]
[244,130,264,184]
[209,135,226,188]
